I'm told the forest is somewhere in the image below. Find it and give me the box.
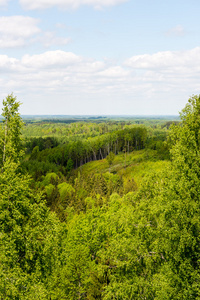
[1,93,200,299]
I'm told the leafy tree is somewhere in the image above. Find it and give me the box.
[66,158,74,172]
[168,94,200,195]
[58,182,74,200]
[42,172,59,186]
[0,95,63,298]
[30,145,39,160]
[0,160,62,299]
[0,94,24,167]
[106,152,115,170]
[125,95,200,298]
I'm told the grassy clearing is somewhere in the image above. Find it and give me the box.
[77,149,171,189]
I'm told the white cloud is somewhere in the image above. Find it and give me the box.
[0,51,127,96]
[124,47,200,71]
[165,25,186,37]
[19,0,128,10]
[0,55,19,71]
[0,16,71,49]
[98,66,129,77]
[0,16,40,48]
[0,48,200,115]
[122,48,200,113]
[21,50,82,68]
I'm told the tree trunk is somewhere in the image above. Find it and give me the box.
[100,148,103,160]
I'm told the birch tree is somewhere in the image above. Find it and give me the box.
[1,93,24,167]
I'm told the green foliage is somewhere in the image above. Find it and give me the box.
[106,151,115,167]
[169,95,200,187]
[66,157,74,172]
[29,145,39,160]
[25,136,59,154]
[40,95,200,298]
[57,182,75,202]
[0,160,62,299]
[45,183,55,197]
[42,172,59,186]
[5,93,200,299]
[21,160,60,181]
[0,94,24,167]
[0,95,64,299]
[24,125,149,179]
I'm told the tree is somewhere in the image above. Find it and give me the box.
[126,95,200,298]
[30,145,39,160]
[0,95,63,298]
[106,151,115,172]
[97,95,200,299]
[66,158,74,172]
[0,93,24,167]
[0,160,63,299]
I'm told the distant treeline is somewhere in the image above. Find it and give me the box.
[23,126,148,179]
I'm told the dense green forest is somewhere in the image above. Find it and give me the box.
[1,93,200,299]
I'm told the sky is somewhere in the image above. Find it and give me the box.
[0,0,200,115]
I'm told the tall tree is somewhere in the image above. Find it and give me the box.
[1,93,24,167]
[0,95,63,298]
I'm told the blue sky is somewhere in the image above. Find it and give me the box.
[0,0,200,115]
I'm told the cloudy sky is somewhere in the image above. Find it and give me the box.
[0,0,200,115]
